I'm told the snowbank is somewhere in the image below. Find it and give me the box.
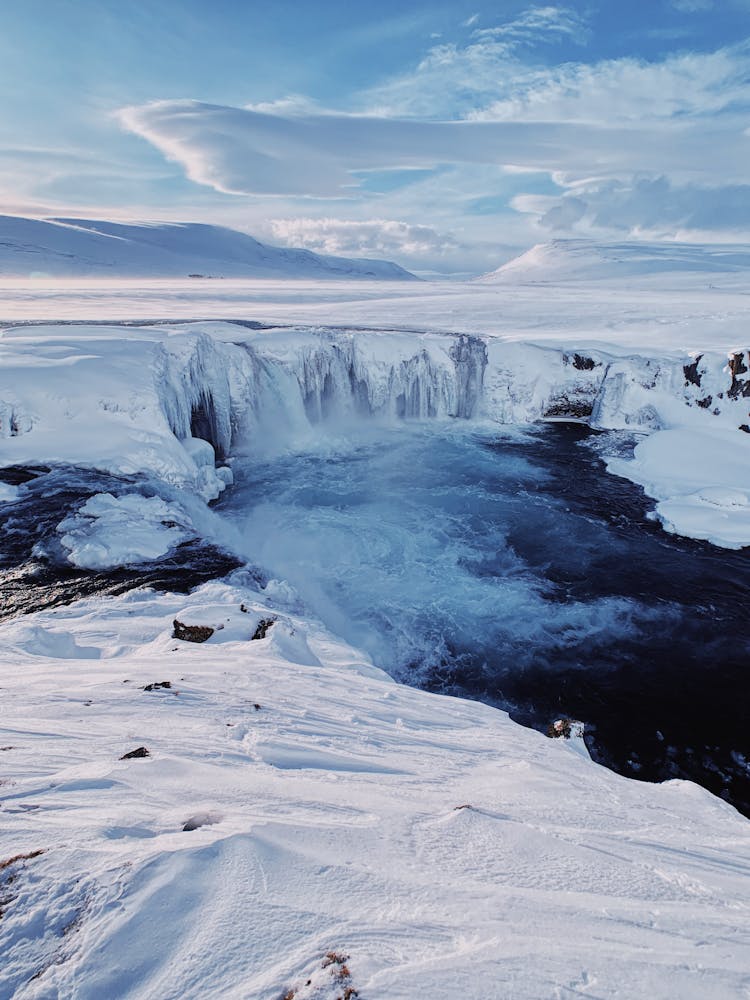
[57,492,193,569]
[1,580,748,998]
[608,429,750,549]
[0,324,242,501]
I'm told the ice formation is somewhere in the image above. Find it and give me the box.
[1,321,749,548]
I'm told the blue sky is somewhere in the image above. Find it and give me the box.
[2,0,750,272]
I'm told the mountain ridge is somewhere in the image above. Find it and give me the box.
[478,238,750,282]
[0,215,418,280]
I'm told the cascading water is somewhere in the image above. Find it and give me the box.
[204,338,750,816]
[3,321,747,813]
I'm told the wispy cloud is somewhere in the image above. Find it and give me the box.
[468,43,750,122]
[471,5,590,46]
[363,21,750,123]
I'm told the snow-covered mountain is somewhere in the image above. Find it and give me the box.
[478,239,750,282]
[0,215,417,280]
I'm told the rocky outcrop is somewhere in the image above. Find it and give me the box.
[728,351,750,399]
[172,620,214,643]
[683,354,704,387]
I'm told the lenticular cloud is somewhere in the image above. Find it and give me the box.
[118,99,750,198]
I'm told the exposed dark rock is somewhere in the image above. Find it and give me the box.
[0,849,45,872]
[0,465,243,623]
[142,681,172,691]
[0,465,50,485]
[172,620,214,643]
[543,397,594,419]
[571,353,598,371]
[182,812,221,831]
[190,392,226,460]
[696,395,713,409]
[251,618,276,640]
[740,424,750,434]
[120,746,150,759]
[547,718,574,739]
[728,351,750,399]
[683,354,704,387]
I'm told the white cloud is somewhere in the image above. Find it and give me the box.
[469,45,750,122]
[471,5,590,46]
[539,196,587,230]
[119,99,750,201]
[112,19,750,267]
[463,13,480,28]
[269,217,460,258]
[513,175,750,241]
[364,28,750,123]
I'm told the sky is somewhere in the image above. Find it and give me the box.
[2,0,750,273]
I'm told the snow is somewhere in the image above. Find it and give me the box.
[2,309,749,548]
[606,429,750,549]
[478,238,750,283]
[2,242,750,996]
[0,481,19,502]
[0,215,417,281]
[0,324,238,500]
[57,492,193,569]
[1,579,749,999]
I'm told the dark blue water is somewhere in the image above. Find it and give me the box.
[2,424,748,815]
[0,465,241,618]
[220,421,750,815]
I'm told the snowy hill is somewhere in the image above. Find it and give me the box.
[478,239,750,283]
[0,216,417,280]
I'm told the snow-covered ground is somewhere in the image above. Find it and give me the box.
[2,578,749,999]
[2,244,750,996]
[0,216,416,281]
[1,290,749,548]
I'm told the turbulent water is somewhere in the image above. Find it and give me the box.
[218,420,750,814]
[2,419,747,813]
[0,465,241,618]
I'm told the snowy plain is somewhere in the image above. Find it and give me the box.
[2,239,750,998]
